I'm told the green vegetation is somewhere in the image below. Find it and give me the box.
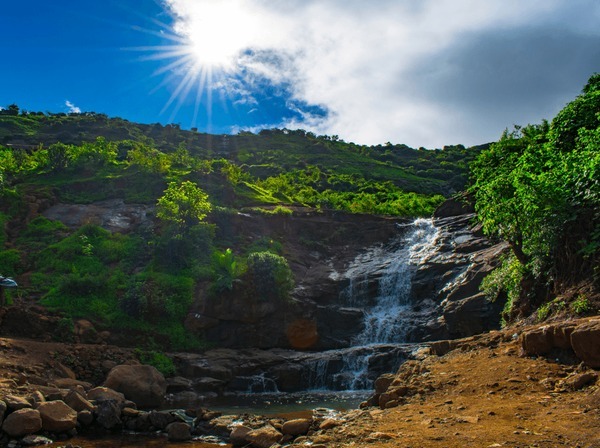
[246,252,294,302]
[134,349,176,376]
[473,74,600,322]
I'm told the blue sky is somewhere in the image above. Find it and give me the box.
[1,0,599,148]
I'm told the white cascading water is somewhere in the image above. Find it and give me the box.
[355,218,439,344]
[341,218,439,390]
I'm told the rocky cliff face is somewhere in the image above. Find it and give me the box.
[34,199,506,352]
[189,204,507,351]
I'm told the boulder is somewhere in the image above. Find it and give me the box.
[4,394,32,411]
[167,422,192,441]
[570,320,600,368]
[2,408,42,437]
[149,411,180,430]
[65,390,95,413]
[77,410,94,427]
[230,425,253,446]
[104,365,167,408]
[37,400,78,433]
[87,386,126,404]
[94,399,122,430]
[520,327,553,355]
[281,418,311,436]
[245,425,283,448]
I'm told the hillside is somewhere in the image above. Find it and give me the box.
[0,112,481,351]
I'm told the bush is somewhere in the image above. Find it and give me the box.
[134,349,176,377]
[246,251,294,301]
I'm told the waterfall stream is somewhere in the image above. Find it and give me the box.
[324,218,439,390]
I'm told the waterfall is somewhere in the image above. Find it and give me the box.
[354,218,438,345]
[330,218,439,390]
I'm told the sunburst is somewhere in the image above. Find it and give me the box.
[126,0,264,127]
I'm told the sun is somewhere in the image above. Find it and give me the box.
[172,1,261,71]
[128,0,267,126]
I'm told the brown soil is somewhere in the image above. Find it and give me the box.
[0,328,598,447]
[322,330,600,448]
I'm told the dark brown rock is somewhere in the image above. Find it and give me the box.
[167,422,192,441]
[570,320,600,368]
[104,364,167,408]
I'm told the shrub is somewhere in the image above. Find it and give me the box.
[571,294,592,315]
[246,251,294,301]
[134,349,176,377]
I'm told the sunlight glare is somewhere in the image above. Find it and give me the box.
[174,1,261,70]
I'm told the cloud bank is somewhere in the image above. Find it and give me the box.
[164,0,600,147]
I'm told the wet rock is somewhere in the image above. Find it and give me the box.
[104,364,167,408]
[148,410,180,430]
[20,435,54,446]
[2,408,42,437]
[37,400,78,433]
[246,425,283,448]
[286,319,319,349]
[167,422,192,441]
[166,376,193,393]
[94,400,122,430]
[281,418,311,436]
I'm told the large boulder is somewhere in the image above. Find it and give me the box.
[37,400,77,433]
[167,422,192,441]
[2,408,42,437]
[570,320,600,368]
[104,365,167,408]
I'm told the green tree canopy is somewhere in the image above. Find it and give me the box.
[156,181,212,229]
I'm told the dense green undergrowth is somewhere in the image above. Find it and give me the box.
[474,74,600,324]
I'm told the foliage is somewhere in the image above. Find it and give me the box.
[211,248,241,292]
[481,254,526,326]
[570,294,592,315]
[156,181,212,230]
[246,251,294,301]
[472,74,600,322]
[134,349,176,376]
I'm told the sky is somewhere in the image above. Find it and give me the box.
[1,0,599,148]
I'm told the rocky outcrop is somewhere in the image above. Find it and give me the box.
[520,318,600,368]
[43,199,153,233]
[410,214,508,340]
[104,364,167,408]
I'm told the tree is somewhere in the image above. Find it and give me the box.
[471,74,600,320]
[156,181,212,230]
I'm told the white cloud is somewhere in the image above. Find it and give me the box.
[165,0,600,147]
[65,100,81,114]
